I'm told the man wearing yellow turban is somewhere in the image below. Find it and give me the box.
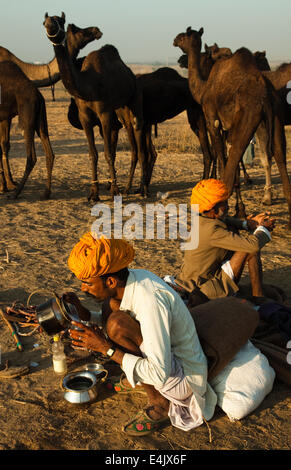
[175,178,276,305]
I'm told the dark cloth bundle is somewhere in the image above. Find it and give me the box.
[188,297,259,380]
[258,302,291,341]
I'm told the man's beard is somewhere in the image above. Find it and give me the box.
[85,291,104,307]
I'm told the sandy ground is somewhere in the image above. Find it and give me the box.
[0,82,290,452]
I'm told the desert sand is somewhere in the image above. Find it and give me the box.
[0,81,290,452]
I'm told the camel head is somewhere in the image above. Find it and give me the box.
[43,12,66,45]
[66,24,103,58]
[178,54,188,69]
[205,43,232,61]
[173,27,204,54]
[253,51,270,71]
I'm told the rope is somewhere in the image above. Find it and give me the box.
[203,417,213,443]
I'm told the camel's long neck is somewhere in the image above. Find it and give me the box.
[0,47,60,87]
[263,66,291,91]
[53,43,100,100]
[187,47,206,104]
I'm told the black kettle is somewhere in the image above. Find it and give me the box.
[36,294,79,336]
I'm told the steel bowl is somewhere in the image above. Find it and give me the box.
[62,367,108,404]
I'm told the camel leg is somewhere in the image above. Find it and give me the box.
[240,160,252,186]
[38,105,55,199]
[13,127,37,198]
[133,127,150,198]
[234,165,247,218]
[207,123,226,180]
[82,122,100,202]
[0,148,6,194]
[222,111,261,211]
[123,124,138,195]
[100,113,119,200]
[187,108,213,179]
[272,116,291,229]
[145,127,157,187]
[0,120,16,190]
[256,123,273,205]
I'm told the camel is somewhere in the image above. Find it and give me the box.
[43,12,144,201]
[0,23,101,87]
[256,60,291,205]
[0,24,103,198]
[67,64,213,196]
[120,66,214,194]
[173,27,291,229]
[0,61,55,198]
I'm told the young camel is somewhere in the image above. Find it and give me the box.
[173,27,291,229]
[43,12,144,201]
[0,61,54,198]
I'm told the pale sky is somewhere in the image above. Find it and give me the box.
[1,0,291,65]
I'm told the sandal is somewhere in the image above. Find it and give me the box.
[105,373,146,395]
[123,408,169,436]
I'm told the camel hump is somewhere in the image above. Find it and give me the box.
[99,44,121,59]
[234,47,256,64]
[0,61,29,82]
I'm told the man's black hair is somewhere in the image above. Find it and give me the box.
[99,267,129,286]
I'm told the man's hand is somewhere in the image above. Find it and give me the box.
[62,292,91,321]
[69,321,111,355]
[247,212,276,232]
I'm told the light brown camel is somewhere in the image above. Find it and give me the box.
[0,24,103,197]
[0,23,102,92]
[43,12,143,201]
[173,27,291,229]
[0,61,55,198]
[0,45,59,89]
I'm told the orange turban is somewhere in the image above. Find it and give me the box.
[68,233,135,280]
[190,179,229,213]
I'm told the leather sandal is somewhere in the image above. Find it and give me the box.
[123,408,169,436]
[105,373,146,395]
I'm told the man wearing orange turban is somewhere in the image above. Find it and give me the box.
[64,231,220,436]
[175,178,276,305]
[190,178,229,213]
[68,233,135,280]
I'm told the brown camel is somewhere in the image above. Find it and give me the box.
[173,27,291,229]
[43,12,143,201]
[121,66,214,195]
[67,64,213,196]
[0,61,55,198]
[256,60,291,205]
[0,24,103,198]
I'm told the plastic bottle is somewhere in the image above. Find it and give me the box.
[52,334,67,375]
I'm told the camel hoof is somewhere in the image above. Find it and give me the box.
[88,193,100,202]
[6,183,17,191]
[41,191,51,200]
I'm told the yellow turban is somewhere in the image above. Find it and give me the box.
[68,233,135,280]
[190,179,229,213]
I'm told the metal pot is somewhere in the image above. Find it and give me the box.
[36,294,79,336]
[62,366,108,404]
